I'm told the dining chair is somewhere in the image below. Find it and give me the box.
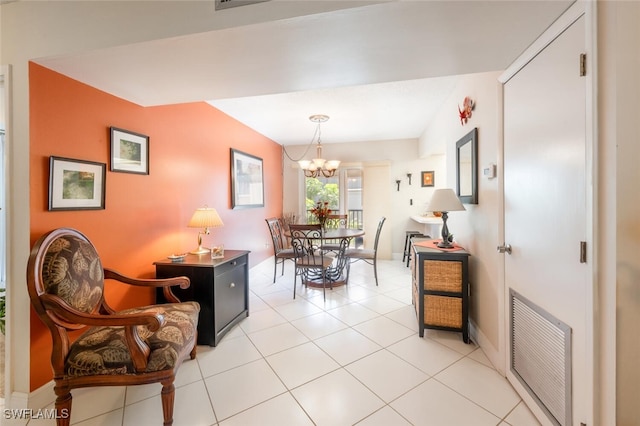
[320,214,348,253]
[265,217,298,283]
[289,224,336,301]
[346,217,386,286]
[26,228,199,426]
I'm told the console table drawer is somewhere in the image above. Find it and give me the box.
[423,260,462,292]
[214,266,246,332]
[423,295,462,329]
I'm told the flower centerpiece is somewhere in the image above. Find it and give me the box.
[310,201,332,229]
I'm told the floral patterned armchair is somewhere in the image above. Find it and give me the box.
[26,228,200,426]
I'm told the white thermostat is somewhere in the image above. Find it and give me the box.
[483,163,496,179]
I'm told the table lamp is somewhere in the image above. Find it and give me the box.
[188,207,224,254]
[427,188,465,248]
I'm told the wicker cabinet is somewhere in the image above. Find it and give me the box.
[154,250,250,346]
[411,239,470,343]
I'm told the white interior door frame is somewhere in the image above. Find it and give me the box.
[0,64,11,405]
[498,1,597,424]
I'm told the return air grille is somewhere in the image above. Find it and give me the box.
[510,289,571,426]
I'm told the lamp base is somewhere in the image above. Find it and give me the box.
[436,240,454,249]
[189,246,210,255]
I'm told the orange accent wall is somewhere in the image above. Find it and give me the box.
[28,62,283,390]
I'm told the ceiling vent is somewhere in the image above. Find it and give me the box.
[215,0,269,11]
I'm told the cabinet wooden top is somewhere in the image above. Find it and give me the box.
[411,238,470,257]
[153,250,250,267]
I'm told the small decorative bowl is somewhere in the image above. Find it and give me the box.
[167,253,187,262]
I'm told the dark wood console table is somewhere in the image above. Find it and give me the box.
[154,250,250,346]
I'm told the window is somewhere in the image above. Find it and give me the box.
[305,175,339,222]
[304,168,363,228]
[346,168,363,229]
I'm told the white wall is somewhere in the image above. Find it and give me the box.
[282,139,445,258]
[419,71,503,365]
[598,2,640,424]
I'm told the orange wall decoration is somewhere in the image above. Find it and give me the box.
[28,62,283,390]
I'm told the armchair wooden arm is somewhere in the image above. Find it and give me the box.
[41,293,166,371]
[41,293,165,331]
[104,268,189,304]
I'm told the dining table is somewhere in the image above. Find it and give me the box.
[285,227,365,288]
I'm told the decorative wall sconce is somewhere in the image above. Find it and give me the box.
[407,173,412,185]
[395,179,401,191]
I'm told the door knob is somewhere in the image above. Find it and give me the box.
[497,244,512,254]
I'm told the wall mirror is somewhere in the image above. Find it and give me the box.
[455,127,478,204]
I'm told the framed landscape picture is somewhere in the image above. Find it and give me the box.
[110,127,149,174]
[231,148,264,209]
[49,156,106,211]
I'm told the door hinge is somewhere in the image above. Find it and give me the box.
[580,53,587,76]
[580,241,587,263]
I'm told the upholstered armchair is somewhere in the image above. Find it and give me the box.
[26,228,200,426]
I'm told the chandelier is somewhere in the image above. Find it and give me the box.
[297,114,340,178]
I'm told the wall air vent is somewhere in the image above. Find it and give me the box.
[215,0,269,11]
[510,288,572,426]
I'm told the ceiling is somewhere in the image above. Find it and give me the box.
[36,1,572,146]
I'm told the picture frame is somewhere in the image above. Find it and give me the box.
[110,126,149,174]
[231,148,264,209]
[49,156,106,211]
[421,170,435,187]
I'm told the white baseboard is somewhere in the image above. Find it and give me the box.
[469,319,505,376]
[26,381,54,410]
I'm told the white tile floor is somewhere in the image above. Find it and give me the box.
[16,258,542,425]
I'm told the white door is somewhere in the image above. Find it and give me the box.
[503,13,591,426]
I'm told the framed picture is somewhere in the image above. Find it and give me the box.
[49,156,106,211]
[110,127,149,174]
[231,148,264,209]
[421,170,435,187]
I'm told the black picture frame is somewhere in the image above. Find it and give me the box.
[110,126,149,175]
[455,127,478,204]
[231,148,264,209]
[49,156,106,211]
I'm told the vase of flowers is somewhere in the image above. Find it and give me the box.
[310,201,331,230]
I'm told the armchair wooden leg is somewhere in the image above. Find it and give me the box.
[53,382,72,426]
[161,378,176,426]
[190,341,197,360]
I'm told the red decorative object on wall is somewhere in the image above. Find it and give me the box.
[458,96,475,125]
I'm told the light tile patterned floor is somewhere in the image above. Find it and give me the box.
[14,258,542,425]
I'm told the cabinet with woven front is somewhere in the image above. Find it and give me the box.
[411,239,470,343]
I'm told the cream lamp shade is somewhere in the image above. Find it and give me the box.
[188,207,224,254]
[427,188,465,248]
